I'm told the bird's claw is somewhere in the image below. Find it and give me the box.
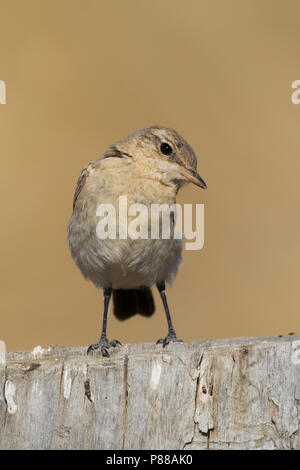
[156,333,184,347]
[87,337,122,357]
[110,339,122,347]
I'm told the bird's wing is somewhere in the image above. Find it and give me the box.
[72,149,130,209]
[72,161,96,209]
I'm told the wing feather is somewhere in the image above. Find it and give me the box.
[72,148,129,209]
[72,162,94,209]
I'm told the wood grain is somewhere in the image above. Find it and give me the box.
[1,337,300,449]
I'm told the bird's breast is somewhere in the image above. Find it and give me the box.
[68,166,182,288]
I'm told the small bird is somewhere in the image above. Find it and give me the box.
[68,126,206,356]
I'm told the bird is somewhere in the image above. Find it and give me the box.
[68,126,206,357]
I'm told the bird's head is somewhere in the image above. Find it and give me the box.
[106,126,207,191]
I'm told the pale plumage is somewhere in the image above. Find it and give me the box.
[68,157,182,289]
[68,126,206,356]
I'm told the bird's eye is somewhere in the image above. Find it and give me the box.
[160,142,173,156]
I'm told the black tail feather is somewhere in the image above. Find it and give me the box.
[113,287,155,321]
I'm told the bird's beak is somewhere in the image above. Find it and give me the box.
[179,166,207,189]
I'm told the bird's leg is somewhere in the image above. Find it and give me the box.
[87,287,121,357]
[156,281,183,347]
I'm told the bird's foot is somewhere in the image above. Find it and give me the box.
[87,337,122,357]
[156,332,184,348]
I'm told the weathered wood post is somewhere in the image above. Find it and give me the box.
[0,336,300,449]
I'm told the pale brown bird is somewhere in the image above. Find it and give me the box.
[68,126,206,356]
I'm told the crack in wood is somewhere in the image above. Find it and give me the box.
[122,354,129,450]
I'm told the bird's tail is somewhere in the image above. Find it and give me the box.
[112,287,155,320]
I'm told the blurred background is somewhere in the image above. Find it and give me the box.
[0,0,299,351]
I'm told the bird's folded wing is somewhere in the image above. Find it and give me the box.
[73,162,95,209]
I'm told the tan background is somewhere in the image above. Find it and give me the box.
[0,0,299,351]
